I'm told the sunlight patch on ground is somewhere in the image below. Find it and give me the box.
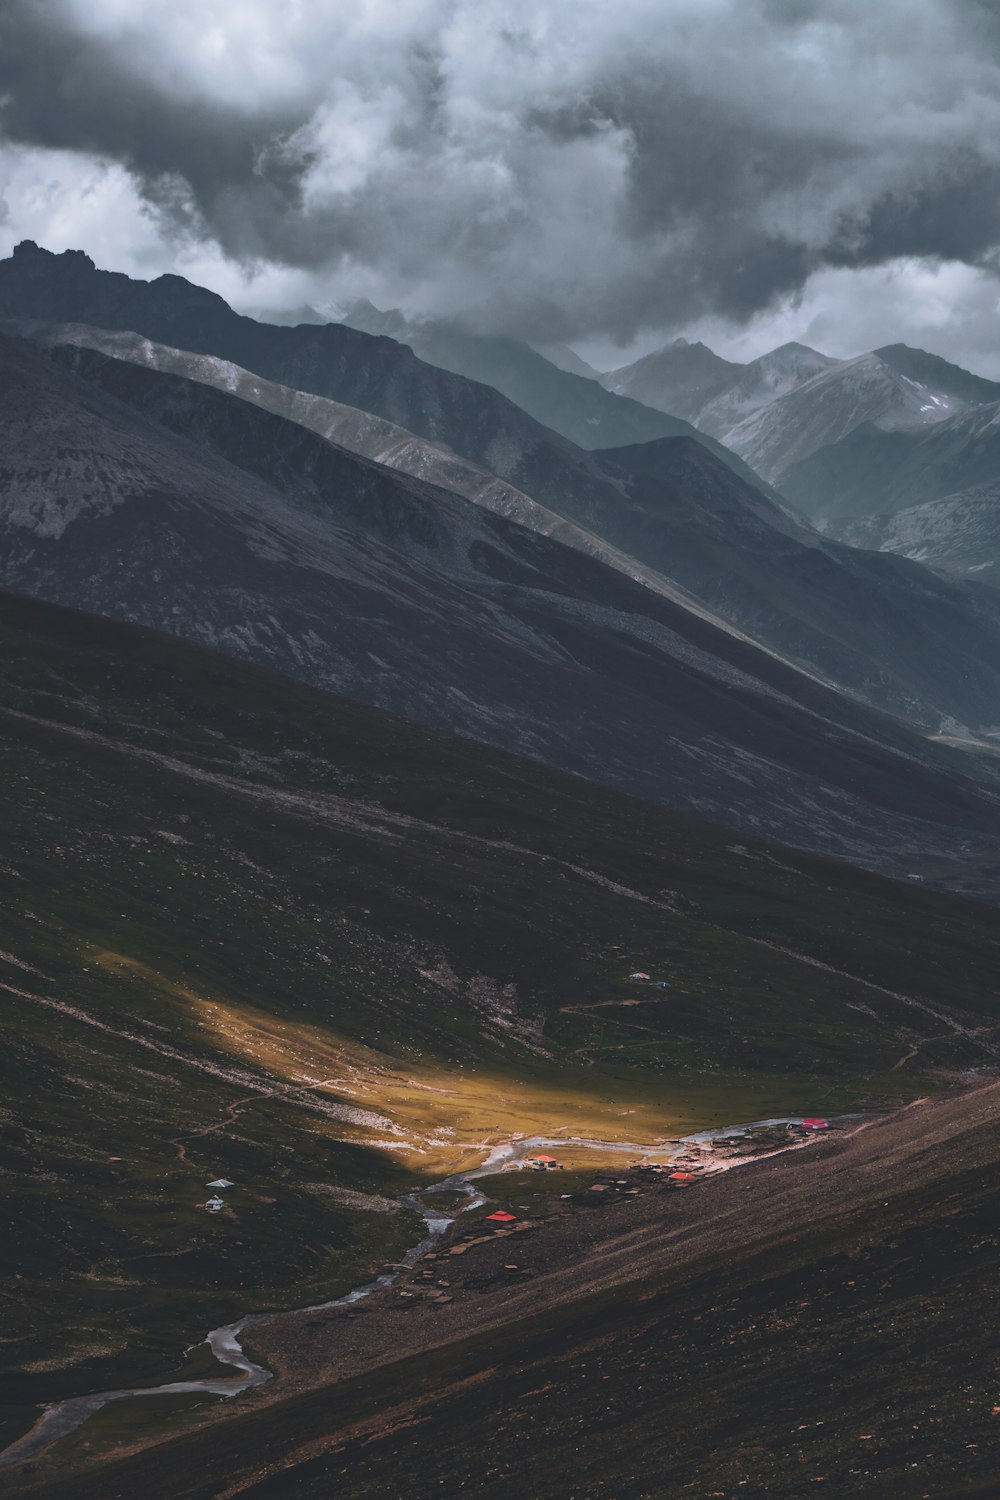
[89,950,847,1177]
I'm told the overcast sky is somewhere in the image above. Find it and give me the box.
[4,0,1000,371]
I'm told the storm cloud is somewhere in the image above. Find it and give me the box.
[4,0,1000,347]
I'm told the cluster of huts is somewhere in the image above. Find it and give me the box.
[203,1178,235,1212]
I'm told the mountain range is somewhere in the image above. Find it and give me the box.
[601,339,841,440]
[601,334,1000,485]
[6,244,1000,751]
[600,326,1000,582]
[720,344,1000,485]
[323,296,727,455]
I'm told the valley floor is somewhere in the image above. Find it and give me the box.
[10,1079,1000,1499]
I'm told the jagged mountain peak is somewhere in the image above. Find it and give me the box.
[12,239,94,270]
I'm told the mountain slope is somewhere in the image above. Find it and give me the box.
[8,318,670,591]
[599,338,743,421]
[5,333,1000,885]
[781,395,1000,534]
[6,244,1000,742]
[585,434,1000,736]
[3,589,1000,1485]
[723,345,1000,484]
[695,341,843,437]
[528,341,599,379]
[841,481,1000,583]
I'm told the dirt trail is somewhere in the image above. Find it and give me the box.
[168,1077,370,1167]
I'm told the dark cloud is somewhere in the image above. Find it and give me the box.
[2,0,1000,342]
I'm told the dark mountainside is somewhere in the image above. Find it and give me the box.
[5,333,1000,885]
[4,318,738,601]
[11,306,1000,741]
[3,589,1000,1494]
[588,433,1000,734]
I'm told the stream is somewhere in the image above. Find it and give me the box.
[0,1118,830,1469]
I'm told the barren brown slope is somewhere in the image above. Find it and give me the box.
[17,1083,1000,1500]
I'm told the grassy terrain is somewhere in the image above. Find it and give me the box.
[3,589,1000,1472]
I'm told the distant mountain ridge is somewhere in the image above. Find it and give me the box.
[721,344,1000,484]
[601,340,841,440]
[600,338,743,421]
[336,295,738,454]
[722,343,1000,480]
[0,241,772,512]
[598,332,1000,495]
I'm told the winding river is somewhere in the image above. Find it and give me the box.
[0,1118,829,1469]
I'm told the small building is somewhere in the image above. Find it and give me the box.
[206,1179,235,1190]
[801,1118,829,1131]
[525,1154,561,1170]
[628,971,651,981]
[486,1210,517,1222]
[204,1196,226,1212]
